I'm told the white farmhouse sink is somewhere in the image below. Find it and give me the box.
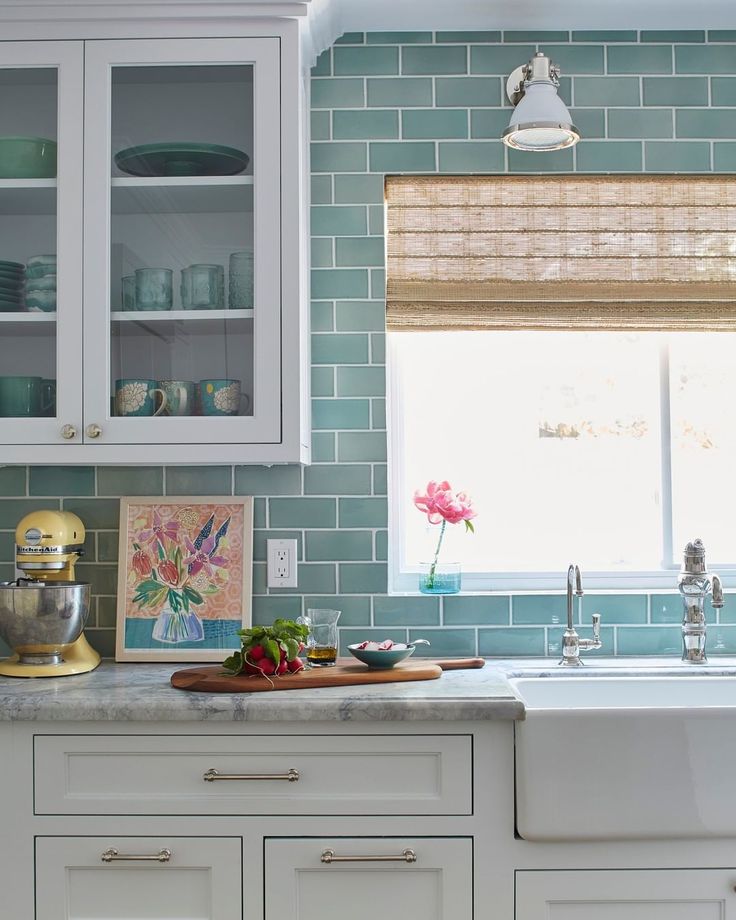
[510,669,736,842]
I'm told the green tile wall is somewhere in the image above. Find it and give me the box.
[9,31,736,662]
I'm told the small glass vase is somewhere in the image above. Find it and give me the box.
[418,562,461,595]
[152,602,205,644]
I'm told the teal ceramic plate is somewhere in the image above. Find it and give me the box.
[0,261,24,272]
[347,644,416,670]
[114,142,250,178]
[0,289,23,301]
[0,300,25,313]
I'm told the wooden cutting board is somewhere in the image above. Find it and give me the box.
[171,657,484,694]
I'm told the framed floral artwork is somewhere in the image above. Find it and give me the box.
[115,496,253,662]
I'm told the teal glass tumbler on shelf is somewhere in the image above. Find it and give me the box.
[418,562,461,595]
[134,268,173,311]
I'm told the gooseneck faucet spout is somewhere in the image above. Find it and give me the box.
[559,563,603,666]
[679,539,724,663]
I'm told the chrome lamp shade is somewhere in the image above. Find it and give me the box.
[502,52,580,152]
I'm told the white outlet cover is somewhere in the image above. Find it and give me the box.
[267,538,298,588]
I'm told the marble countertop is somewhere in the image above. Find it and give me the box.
[0,660,524,723]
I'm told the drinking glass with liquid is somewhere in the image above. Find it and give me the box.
[298,609,341,667]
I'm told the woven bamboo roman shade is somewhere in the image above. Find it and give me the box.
[385,175,736,331]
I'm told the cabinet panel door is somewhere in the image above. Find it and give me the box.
[0,41,83,446]
[83,38,281,446]
[36,836,242,920]
[265,837,473,920]
[517,869,736,920]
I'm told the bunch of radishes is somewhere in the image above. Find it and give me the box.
[222,618,309,678]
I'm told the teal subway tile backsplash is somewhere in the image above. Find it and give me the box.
[574,76,640,106]
[312,78,365,109]
[29,466,95,496]
[438,141,504,172]
[366,31,433,45]
[401,45,467,75]
[642,76,708,106]
[304,464,372,495]
[375,596,440,626]
[677,108,736,137]
[369,141,436,171]
[608,108,673,137]
[607,44,673,74]
[25,32,736,661]
[334,45,399,76]
[676,44,736,73]
[644,141,711,171]
[436,77,501,107]
[402,108,468,138]
[470,45,536,74]
[367,77,433,107]
[333,109,399,139]
[0,467,25,495]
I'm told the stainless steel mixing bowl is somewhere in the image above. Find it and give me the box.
[0,580,91,665]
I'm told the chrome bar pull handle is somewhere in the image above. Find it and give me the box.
[321,848,417,864]
[203,767,299,783]
[101,847,171,863]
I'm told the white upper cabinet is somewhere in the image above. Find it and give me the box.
[0,25,308,464]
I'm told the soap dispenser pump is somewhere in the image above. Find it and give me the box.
[679,539,723,664]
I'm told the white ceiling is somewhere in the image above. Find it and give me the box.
[334,0,736,31]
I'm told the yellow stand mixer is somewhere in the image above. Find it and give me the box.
[0,510,100,677]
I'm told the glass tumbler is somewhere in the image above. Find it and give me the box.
[228,250,254,310]
[135,268,173,311]
[297,608,341,667]
[181,263,224,310]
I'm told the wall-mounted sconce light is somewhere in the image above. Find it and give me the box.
[502,52,580,152]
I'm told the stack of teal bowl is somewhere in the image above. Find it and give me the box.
[0,260,25,313]
[25,255,56,313]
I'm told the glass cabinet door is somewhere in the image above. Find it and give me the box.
[83,38,281,446]
[0,42,83,446]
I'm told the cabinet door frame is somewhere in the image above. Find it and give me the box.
[0,40,84,447]
[35,835,244,920]
[516,868,736,919]
[82,37,282,446]
[265,836,474,920]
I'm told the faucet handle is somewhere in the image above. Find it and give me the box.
[711,574,724,609]
[591,612,601,641]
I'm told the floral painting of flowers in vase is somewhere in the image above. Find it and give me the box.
[116,497,253,662]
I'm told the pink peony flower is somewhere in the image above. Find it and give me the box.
[414,480,477,527]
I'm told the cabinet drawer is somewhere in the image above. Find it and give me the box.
[265,837,473,920]
[36,836,242,920]
[34,733,472,815]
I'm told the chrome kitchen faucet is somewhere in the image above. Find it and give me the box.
[559,563,602,666]
[679,539,723,664]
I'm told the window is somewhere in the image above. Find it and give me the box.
[386,176,736,591]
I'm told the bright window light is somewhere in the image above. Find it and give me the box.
[388,330,736,591]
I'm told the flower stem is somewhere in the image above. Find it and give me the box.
[427,520,446,589]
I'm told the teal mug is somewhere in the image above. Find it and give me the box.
[159,379,194,416]
[199,379,250,416]
[0,376,52,418]
[115,379,168,417]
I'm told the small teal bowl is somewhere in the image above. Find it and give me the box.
[347,644,416,669]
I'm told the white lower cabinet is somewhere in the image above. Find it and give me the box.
[265,837,473,920]
[516,869,736,920]
[35,836,243,920]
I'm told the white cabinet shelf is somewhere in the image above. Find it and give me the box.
[111,176,254,214]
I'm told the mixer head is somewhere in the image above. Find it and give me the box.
[15,509,85,581]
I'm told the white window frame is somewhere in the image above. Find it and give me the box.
[387,335,736,594]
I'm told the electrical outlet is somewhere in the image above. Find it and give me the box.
[267,538,298,588]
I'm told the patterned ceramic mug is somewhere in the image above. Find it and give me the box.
[199,379,250,416]
[159,379,194,416]
[115,379,168,417]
